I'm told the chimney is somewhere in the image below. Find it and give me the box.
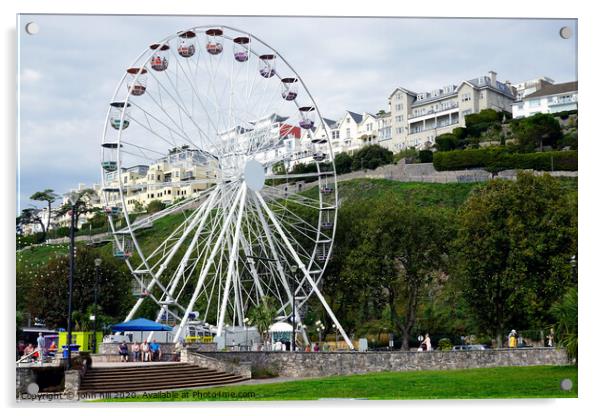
[488,70,497,86]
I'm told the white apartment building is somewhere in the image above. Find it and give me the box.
[513,76,555,101]
[103,147,218,210]
[386,71,516,151]
[512,81,578,119]
[376,111,392,147]
[294,110,378,168]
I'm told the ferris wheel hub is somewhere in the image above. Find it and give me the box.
[243,159,265,192]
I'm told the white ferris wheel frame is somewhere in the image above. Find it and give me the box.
[100,24,354,350]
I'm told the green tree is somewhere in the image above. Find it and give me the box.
[453,173,577,345]
[55,188,100,231]
[351,145,394,171]
[335,196,453,349]
[551,286,577,363]
[17,208,47,240]
[248,297,278,344]
[27,247,131,329]
[334,152,353,174]
[147,200,166,214]
[30,189,59,233]
[511,113,563,151]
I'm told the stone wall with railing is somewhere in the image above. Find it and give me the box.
[199,347,569,378]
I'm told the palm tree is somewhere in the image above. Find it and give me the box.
[248,297,277,345]
[551,286,578,364]
[30,189,59,232]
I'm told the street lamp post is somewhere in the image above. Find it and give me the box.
[332,324,338,350]
[91,258,102,353]
[66,192,78,370]
[243,317,250,351]
[290,265,298,352]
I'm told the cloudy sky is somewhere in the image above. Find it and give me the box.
[17,14,577,211]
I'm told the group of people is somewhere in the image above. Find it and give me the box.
[16,333,58,363]
[118,340,162,362]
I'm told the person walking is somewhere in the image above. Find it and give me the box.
[421,333,432,351]
[36,332,45,364]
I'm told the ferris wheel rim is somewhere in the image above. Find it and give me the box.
[100,24,343,344]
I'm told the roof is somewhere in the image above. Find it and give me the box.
[463,76,515,98]
[111,318,173,332]
[346,111,363,124]
[269,322,293,332]
[388,87,417,98]
[522,81,578,100]
[322,118,338,128]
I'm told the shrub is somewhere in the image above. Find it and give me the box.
[437,337,453,351]
[393,147,419,163]
[351,145,394,171]
[146,200,166,214]
[433,148,577,173]
[435,133,459,151]
[551,286,577,364]
[418,150,433,163]
[251,363,279,379]
[335,152,353,174]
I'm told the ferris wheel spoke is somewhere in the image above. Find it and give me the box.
[105,26,339,346]
[173,184,246,341]
[131,92,205,149]
[127,111,179,148]
[249,192,296,309]
[254,190,353,349]
[147,65,221,152]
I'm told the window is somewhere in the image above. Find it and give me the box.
[462,109,473,116]
[461,93,471,102]
[395,115,402,122]
[395,127,402,134]
[346,128,350,138]
[479,92,484,99]
[530,99,541,107]
[395,104,402,111]
[517,103,524,110]
[396,93,401,100]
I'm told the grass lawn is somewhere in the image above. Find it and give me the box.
[103,365,577,402]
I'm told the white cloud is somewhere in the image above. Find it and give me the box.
[16,15,577,207]
[20,68,42,83]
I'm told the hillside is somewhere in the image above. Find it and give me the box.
[17,177,577,271]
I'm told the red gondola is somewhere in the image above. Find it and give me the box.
[177,30,196,58]
[149,44,169,71]
[206,28,224,55]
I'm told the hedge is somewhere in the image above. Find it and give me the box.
[433,148,577,173]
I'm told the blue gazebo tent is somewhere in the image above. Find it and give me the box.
[111,318,173,332]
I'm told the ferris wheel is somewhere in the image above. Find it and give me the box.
[100,25,354,349]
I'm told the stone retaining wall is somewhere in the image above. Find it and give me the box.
[181,350,251,379]
[198,348,568,378]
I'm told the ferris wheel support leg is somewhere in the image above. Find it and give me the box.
[240,236,266,300]
[122,196,214,323]
[251,193,296,319]
[172,185,245,343]
[216,185,248,337]
[255,191,355,351]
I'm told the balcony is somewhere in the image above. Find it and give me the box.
[409,102,459,120]
[409,120,459,135]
